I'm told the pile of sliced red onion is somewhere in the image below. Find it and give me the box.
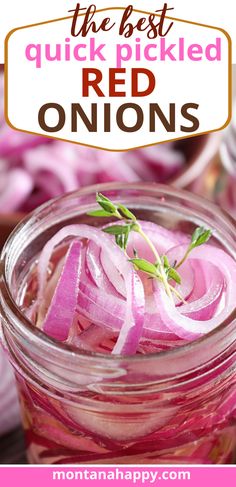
[0,346,20,436]
[31,221,236,355]
[0,75,185,213]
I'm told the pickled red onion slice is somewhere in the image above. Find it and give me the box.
[70,323,117,354]
[36,222,236,355]
[85,241,119,296]
[77,272,124,331]
[153,245,236,340]
[179,266,224,321]
[43,240,82,341]
[39,225,145,355]
[112,270,144,355]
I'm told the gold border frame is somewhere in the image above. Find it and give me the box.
[4,7,232,152]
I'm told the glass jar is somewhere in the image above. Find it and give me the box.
[0,183,236,465]
[172,133,220,192]
[213,109,236,219]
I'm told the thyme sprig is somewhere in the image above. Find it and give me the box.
[88,193,212,303]
[175,227,212,269]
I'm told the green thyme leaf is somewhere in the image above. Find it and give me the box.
[163,255,170,269]
[190,227,212,250]
[118,204,136,221]
[161,255,181,284]
[131,223,141,232]
[97,200,117,214]
[115,232,129,250]
[176,226,212,269]
[103,220,139,250]
[96,193,112,203]
[129,258,158,276]
[96,193,117,214]
[103,225,130,236]
[87,209,113,217]
[167,268,182,285]
[115,234,123,250]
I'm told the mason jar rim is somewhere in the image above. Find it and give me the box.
[1,182,236,369]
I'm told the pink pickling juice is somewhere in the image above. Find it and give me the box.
[1,184,236,464]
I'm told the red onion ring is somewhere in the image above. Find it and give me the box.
[43,241,83,341]
[39,225,145,355]
[34,223,236,354]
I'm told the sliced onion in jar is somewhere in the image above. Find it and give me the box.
[153,245,236,340]
[38,225,145,355]
[42,240,83,341]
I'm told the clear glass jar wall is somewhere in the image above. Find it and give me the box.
[0,183,236,465]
